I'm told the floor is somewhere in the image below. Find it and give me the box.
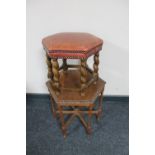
[26,96,129,155]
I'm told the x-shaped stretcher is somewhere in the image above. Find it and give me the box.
[49,91,103,138]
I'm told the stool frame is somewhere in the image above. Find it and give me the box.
[46,52,100,96]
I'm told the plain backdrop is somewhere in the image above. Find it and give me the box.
[26,0,129,95]
[2,1,155,155]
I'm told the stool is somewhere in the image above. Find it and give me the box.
[42,32,103,96]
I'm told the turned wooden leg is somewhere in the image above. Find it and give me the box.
[62,59,68,72]
[97,90,103,120]
[58,105,67,138]
[51,59,60,96]
[46,53,53,79]
[49,94,56,118]
[80,59,87,96]
[87,104,93,134]
[93,52,99,83]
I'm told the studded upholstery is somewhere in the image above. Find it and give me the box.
[42,32,103,59]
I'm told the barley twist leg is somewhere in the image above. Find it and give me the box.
[87,104,93,134]
[93,52,99,83]
[51,59,60,96]
[46,53,53,79]
[80,59,87,96]
[62,59,68,72]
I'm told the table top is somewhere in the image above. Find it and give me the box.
[42,32,103,59]
[46,70,106,104]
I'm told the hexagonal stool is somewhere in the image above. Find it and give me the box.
[42,32,103,96]
[46,70,106,138]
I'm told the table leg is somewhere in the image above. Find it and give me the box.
[87,104,93,134]
[97,90,103,120]
[58,105,67,138]
[49,94,56,118]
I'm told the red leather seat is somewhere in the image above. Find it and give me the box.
[42,32,103,59]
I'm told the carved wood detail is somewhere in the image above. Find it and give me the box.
[80,59,87,96]
[46,53,53,79]
[62,59,68,72]
[51,59,60,96]
[93,52,99,82]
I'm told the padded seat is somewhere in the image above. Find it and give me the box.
[42,32,103,59]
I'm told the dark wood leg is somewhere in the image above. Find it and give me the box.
[87,104,93,134]
[51,59,60,96]
[97,90,103,120]
[62,59,68,72]
[93,52,99,84]
[80,59,87,96]
[49,94,56,118]
[58,105,67,138]
[46,53,53,79]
